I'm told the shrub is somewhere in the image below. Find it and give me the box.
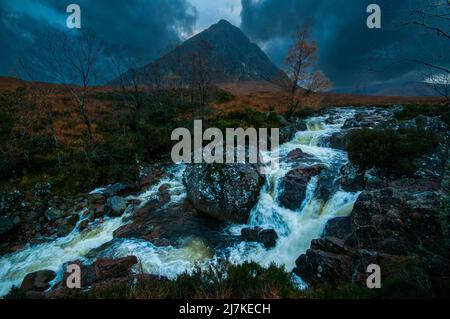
[347,128,441,176]
[395,104,450,126]
[214,89,235,104]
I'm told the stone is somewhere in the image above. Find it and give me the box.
[241,226,278,248]
[105,196,127,217]
[279,164,324,210]
[20,270,56,292]
[183,163,265,223]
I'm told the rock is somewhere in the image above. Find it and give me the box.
[322,216,351,240]
[294,247,352,286]
[45,208,65,222]
[340,163,365,192]
[33,182,51,197]
[286,148,305,160]
[89,193,106,205]
[241,227,278,248]
[0,216,14,236]
[20,270,56,292]
[113,199,231,249]
[279,164,323,210]
[78,219,90,231]
[329,131,348,150]
[280,119,307,144]
[105,196,127,217]
[94,256,138,281]
[183,163,265,223]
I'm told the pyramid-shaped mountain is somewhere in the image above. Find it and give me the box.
[115,19,288,85]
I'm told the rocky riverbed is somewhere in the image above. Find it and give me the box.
[0,105,448,297]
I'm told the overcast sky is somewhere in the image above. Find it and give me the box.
[0,0,448,88]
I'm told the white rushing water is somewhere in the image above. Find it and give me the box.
[0,108,361,296]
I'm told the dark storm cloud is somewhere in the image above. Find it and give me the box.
[0,0,197,82]
[240,0,450,88]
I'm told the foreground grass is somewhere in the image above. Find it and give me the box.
[6,260,450,299]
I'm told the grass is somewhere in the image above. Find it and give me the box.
[6,259,450,299]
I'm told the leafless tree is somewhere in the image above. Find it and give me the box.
[187,40,213,120]
[17,59,63,167]
[403,0,449,104]
[31,29,103,148]
[284,26,331,116]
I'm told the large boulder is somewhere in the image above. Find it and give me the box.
[20,270,56,292]
[183,163,265,223]
[278,164,324,210]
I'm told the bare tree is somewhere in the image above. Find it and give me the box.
[187,40,213,120]
[424,69,450,105]
[30,29,103,148]
[284,26,331,116]
[402,0,449,104]
[18,59,63,167]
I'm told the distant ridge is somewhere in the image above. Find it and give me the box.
[333,81,444,97]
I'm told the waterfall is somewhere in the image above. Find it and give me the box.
[0,108,361,296]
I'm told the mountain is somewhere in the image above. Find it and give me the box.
[333,81,443,97]
[113,19,288,86]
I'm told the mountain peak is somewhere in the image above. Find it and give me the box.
[114,20,288,85]
[216,19,233,26]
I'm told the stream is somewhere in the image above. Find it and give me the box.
[0,107,362,296]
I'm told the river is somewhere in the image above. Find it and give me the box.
[0,107,362,296]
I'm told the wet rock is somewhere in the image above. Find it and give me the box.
[20,270,56,292]
[105,196,127,217]
[241,227,278,248]
[280,118,307,144]
[89,193,106,205]
[279,164,324,210]
[183,163,265,223]
[322,216,351,240]
[340,163,365,192]
[294,247,352,286]
[329,131,348,150]
[94,256,138,281]
[0,216,14,236]
[113,199,231,249]
[342,108,398,130]
[78,219,90,231]
[45,207,65,222]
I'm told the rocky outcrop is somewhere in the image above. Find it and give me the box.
[295,185,446,286]
[241,227,278,248]
[57,256,138,290]
[279,164,324,210]
[183,163,265,223]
